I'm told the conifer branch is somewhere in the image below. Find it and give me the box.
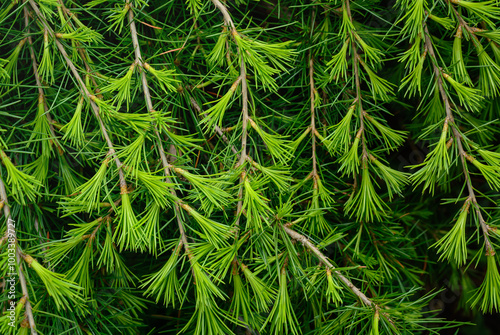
[28,0,128,190]
[2,0,497,331]
[23,6,62,156]
[423,24,494,255]
[210,0,236,29]
[209,0,250,232]
[0,178,38,335]
[54,0,105,97]
[126,3,193,259]
[345,0,365,159]
[282,225,394,323]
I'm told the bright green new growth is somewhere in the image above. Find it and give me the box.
[61,96,86,147]
[59,158,109,214]
[432,200,470,266]
[469,255,500,313]
[26,256,86,312]
[410,120,451,194]
[0,150,41,205]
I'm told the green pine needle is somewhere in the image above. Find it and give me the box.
[428,14,455,30]
[102,63,136,108]
[469,155,500,191]
[200,77,240,130]
[400,36,422,71]
[134,169,177,208]
[345,167,389,222]
[241,263,277,312]
[175,167,231,210]
[432,200,470,266]
[26,255,86,312]
[144,63,178,94]
[61,96,86,148]
[1,38,24,84]
[364,113,407,151]
[59,157,109,214]
[140,242,182,307]
[469,255,500,313]
[355,34,384,67]
[233,33,295,91]
[38,31,54,85]
[360,61,395,101]
[114,191,143,251]
[242,176,271,231]
[370,156,410,200]
[443,73,483,112]
[207,30,228,67]
[107,3,129,34]
[0,150,42,205]
[251,161,292,192]
[475,43,500,97]
[118,133,145,179]
[181,203,232,249]
[137,202,164,254]
[29,100,53,156]
[399,0,426,40]
[97,225,136,287]
[56,27,103,44]
[324,102,356,154]
[326,39,350,83]
[249,118,294,164]
[400,54,425,97]
[338,136,360,176]
[410,120,451,194]
[326,269,343,306]
[451,32,473,86]
[456,0,500,28]
[229,273,263,330]
[263,268,301,335]
[66,246,94,296]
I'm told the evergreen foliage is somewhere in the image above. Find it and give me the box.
[0,0,500,334]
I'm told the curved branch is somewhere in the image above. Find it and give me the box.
[282,225,394,324]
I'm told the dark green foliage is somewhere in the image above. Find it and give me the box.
[0,0,499,334]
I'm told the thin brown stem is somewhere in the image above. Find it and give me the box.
[450,5,483,49]
[0,178,37,335]
[233,58,249,230]
[309,56,318,180]
[283,225,394,324]
[210,0,236,29]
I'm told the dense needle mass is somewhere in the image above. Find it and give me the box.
[0,0,499,334]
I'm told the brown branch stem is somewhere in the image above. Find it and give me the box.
[0,177,37,335]
[282,225,394,324]
[309,56,318,182]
